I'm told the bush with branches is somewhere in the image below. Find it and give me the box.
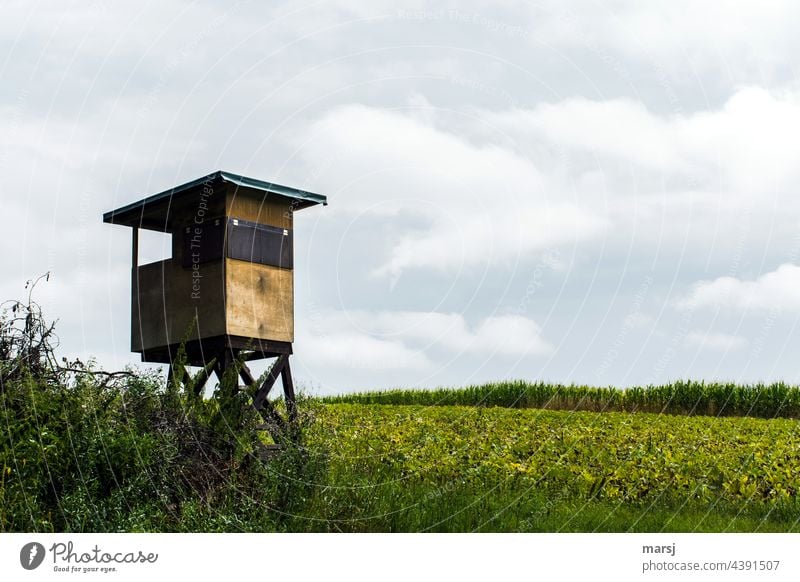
[0,275,324,532]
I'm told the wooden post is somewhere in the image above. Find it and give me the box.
[281,357,296,421]
[213,349,235,394]
[131,227,139,355]
[131,227,139,267]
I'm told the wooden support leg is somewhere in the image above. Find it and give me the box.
[257,401,287,435]
[223,350,235,377]
[212,361,224,388]
[167,362,190,389]
[213,350,237,395]
[281,357,297,422]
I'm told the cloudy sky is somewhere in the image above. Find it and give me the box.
[2,1,800,394]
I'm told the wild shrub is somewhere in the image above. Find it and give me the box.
[0,278,323,532]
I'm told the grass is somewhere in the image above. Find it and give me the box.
[322,379,800,419]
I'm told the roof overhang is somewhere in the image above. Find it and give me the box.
[103,170,326,231]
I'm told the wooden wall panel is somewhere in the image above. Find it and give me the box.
[132,258,226,352]
[225,258,294,343]
[226,187,294,229]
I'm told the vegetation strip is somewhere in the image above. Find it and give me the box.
[323,380,800,419]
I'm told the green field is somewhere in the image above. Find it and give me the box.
[4,366,800,532]
[297,402,800,532]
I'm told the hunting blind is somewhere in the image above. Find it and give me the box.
[103,170,326,429]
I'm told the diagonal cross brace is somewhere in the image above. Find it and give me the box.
[167,350,297,441]
[239,361,256,387]
[252,354,289,411]
[191,358,217,395]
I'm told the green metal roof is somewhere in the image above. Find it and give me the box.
[103,170,326,230]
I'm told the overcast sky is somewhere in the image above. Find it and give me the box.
[3,1,800,394]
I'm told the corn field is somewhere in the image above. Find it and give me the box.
[323,380,800,419]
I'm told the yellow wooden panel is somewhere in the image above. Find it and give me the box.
[225,258,294,343]
[226,186,294,229]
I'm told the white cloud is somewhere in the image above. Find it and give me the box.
[679,263,800,312]
[300,86,800,285]
[469,314,552,356]
[685,331,748,351]
[333,0,800,81]
[531,1,800,81]
[299,104,606,278]
[301,330,432,371]
[485,86,800,193]
[302,310,552,361]
[475,86,800,264]
[495,98,680,171]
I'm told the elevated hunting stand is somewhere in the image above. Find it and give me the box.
[103,170,326,435]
